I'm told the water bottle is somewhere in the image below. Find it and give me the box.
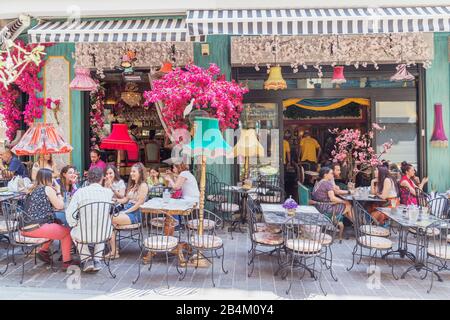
[163,188,170,203]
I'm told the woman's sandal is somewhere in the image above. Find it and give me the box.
[104,250,120,260]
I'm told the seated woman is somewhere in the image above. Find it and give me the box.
[147,168,164,187]
[399,162,428,205]
[31,154,59,180]
[21,168,76,270]
[311,167,353,240]
[54,165,78,225]
[104,164,126,199]
[164,163,200,203]
[107,163,148,259]
[370,165,399,225]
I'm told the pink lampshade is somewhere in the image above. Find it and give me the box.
[430,103,448,148]
[69,67,98,91]
[100,123,139,159]
[331,66,346,84]
[390,64,415,82]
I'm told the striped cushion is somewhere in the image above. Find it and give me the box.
[428,245,450,260]
[358,236,392,250]
[409,227,440,236]
[115,223,141,230]
[143,235,178,251]
[286,238,322,253]
[252,232,283,246]
[255,223,281,234]
[220,203,239,212]
[187,219,215,231]
[360,225,390,237]
[15,233,49,245]
[190,235,223,249]
[150,217,179,228]
[0,221,17,233]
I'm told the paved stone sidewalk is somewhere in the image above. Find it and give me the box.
[0,229,448,300]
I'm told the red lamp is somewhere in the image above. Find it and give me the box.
[331,66,346,84]
[100,124,139,167]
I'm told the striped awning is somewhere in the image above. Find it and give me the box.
[187,7,450,36]
[28,18,203,43]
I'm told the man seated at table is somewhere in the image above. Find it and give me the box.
[66,167,114,273]
[0,147,28,178]
[330,163,350,196]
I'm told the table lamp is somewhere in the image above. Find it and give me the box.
[183,116,231,236]
[232,128,265,181]
[100,123,139,168]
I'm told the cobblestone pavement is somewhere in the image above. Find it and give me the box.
[0,227,448,300]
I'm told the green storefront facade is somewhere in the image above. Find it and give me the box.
[28,17,450,192]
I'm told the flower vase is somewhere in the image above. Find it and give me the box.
[287,208,296,217]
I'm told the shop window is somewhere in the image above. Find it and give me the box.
[375,101,418,167]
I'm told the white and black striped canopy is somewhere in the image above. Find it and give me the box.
[187,7,450,36]
[28,18,204,43]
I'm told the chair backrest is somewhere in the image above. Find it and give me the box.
[73,201,115,244]
[184,208,223,248]
[246,196,259,237]
[257,174,281,188]
[416,187,430,207]
[140,211,179,251]
[0,200,22,239]
[206,172,219,196]
[283,216,327,255]
[297,182,310,205]
[144,141,160,164]
[427,196,449,220]
[353,200,380,246]
[213,181,240,212]
[427,219,450,262]
[256,184,285,204]
[148,186,164,199]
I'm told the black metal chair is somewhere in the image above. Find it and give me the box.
[70,201,118,277]
[257,174,281,188]
[0,200,52,284]
[409,196,449,237]
[283,216,329,295]
[247,196,283,277]
[182,208,228,287]
[415,187,430,208]
[205,173,222,211]
[133,211,183,288]
[255,184,286,204]
[148,186,165,199]
[312,201,346,242]
[347,201,394,275]
[213,181,241,239]
[424,219,450,293]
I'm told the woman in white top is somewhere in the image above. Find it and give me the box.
[164,163,200,203]
[31,154,59,180]
[103,164,126,199]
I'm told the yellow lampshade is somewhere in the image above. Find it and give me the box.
[264,66,287,90]
[232,129,265,158]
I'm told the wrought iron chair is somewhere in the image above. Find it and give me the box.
[415,187,431,208]
[255,184,286,204]
[312,200,346,242]
[247,196,283,277]
[347,201,394,275]
[318,214,339,282]
[213,181,241,239]
[70,201,118,277]
[283,215,329,295]
[0,200,52,284]
[182,208,228,287]
[424,219,450,293]
[205,173,222,210]
[409,196,449,237]
[257,174,281,188]
[133,211,183,288]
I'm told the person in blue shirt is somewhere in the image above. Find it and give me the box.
[0,147,28,178]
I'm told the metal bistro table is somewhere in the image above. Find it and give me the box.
[140,198,196,265]
[221,185,269,232]
[340,193,387,205]
[377,206,444,280]
[260,204,332,279]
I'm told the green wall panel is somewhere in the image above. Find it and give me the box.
[426,33,450,192]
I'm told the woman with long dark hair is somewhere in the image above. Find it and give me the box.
[107,162,148,259]
[21,168,76,270]
[370,165,400,224]
[399,162,428,205]
[103,164,126,199]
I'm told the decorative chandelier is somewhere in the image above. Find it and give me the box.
[121,82,142,107]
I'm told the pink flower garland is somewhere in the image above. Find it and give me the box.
[0,40,57,140]
[143,63,248,130]
[89,84,105,149]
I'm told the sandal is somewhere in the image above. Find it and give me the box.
[104,250,120,260]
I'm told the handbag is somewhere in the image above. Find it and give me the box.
[171,189,183,199]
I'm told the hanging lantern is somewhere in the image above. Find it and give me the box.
[264,66,287,90]
[390,64,415,82]
[331,66,346,84]
[430,103,448,148]
[69,67,98,91]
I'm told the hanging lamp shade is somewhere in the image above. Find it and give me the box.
[331,66,346,84]
[99,123,139,159]
[232,129,265,158]
[430,103,448,148]
[69,67,98,91]
[264,66,287,90]
[390,64,415,82]
[183,117,231,159]
[11,123,73,156]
